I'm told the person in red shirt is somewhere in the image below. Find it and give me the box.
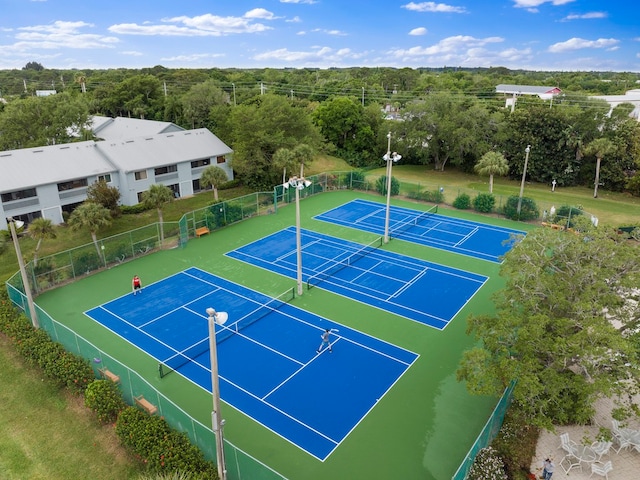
[132,275,142,295]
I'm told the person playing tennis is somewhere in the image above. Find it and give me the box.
[317,328,338,354]
[132,275,142,295]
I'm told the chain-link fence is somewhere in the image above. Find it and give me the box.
[451,381,515,480]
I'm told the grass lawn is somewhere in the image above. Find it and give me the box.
[0,334,141,480]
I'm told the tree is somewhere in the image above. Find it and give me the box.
[27,218,56,267]
[68,202,112,262]
[584,138,616,198]
[86,180,121,217]
[23,61,44,71]
[199,166,229,202]
[457,227,640,429]
[0,91,91,150]
[312,96,378,166]
[229,94,322,189]
[272,143,315,181]
[474,152,509,193]
[141,184,174,245]
[181,80,228,129]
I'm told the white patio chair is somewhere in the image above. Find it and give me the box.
[591,441,612,461]
[611,420,636,453]
[558,432,578,455]
[589,460,612,480]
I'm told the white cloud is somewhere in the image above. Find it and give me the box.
[286,16,302,23]
[253,46,360,64]
[402,2,467,13]
[562,12,607,21]
[310,28,347,36]
[14,21,119,50]
[244,8,279,20]
[409,27,428,36]
[109,13,273,37]
[120,51,143,56]
[161,53,225,63]
[280,0,317,4]
[548,37,619,53]
[513,0,575,8]
[386,35,531,67]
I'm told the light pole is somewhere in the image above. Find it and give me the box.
[7,217,39,328]
[383,132,402,244]
[283,172,311,296]
[206,307,228,480]
[516,145,531,217]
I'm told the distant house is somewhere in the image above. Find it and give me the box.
[496,84,562,109]
[35,90,57,97]
[0,116,233,231]
[589,89,640,120]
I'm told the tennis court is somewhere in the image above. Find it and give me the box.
[315,199,526,262]
[226,227,488,330]
[84,267,417,460]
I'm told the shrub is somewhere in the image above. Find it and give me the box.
[349,170,369,190]
[503,196,540,221]
[375,175,400,196]
[492,410,540,479]
[115,407,217,477]
[71,249,102,274]
[467,446,508,480]
[122,203,152,215]
[453,193,472,209]
[85,379,127,424]
[407,189,445,203]
[473,193,496,213]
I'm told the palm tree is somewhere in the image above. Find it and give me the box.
[68,202,112,261]
[199,166,229,202]
[142,184,174,245]
[584,138,616,198]
[27,217,56,266]
[474,151,509,193]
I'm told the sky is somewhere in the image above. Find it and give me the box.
[1,0,638,72]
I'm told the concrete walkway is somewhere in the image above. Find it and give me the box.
[530,398,640,479]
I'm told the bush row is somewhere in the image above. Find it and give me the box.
[0,289,218,479]
[0,294,94,395]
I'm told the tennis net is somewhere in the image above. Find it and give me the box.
[307,236,383,290]
[159,287,296,378]
[391,204,438,237]
[216,287,295,343]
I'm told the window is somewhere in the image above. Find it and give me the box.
[191,159,210,169]
[57,178,88,192]
[2,188,37,203]
[216,155,226,164]
[98,174,112,183]
[134,170,148,181]
[137,192,145,203]
[154,165,177,175]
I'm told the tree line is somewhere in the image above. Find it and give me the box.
[0,66,639,196]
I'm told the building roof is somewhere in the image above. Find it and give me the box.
[496,84,562,95]
[0,141,115,192]
[0,129,232,192]
[98,129,232,173]
[90,116,183,141]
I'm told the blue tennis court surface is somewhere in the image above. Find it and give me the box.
[226,228,487,330]
[314,199,526,263]
[84,267,417,460]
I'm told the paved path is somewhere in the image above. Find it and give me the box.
[530,398,640,479]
